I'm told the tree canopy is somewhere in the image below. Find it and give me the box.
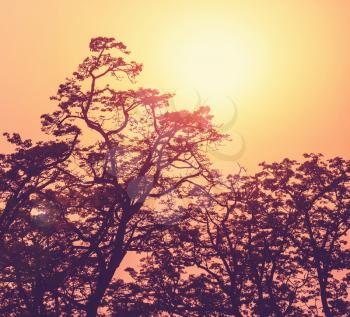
[0,37,349,317]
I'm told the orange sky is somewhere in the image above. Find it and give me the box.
[1,1,349,172]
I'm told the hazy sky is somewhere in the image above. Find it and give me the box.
[1,0,349,172]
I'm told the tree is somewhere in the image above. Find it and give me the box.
[0,133,78,316]
[5,36,224,316]
[1,35,350,317]
[171,173,306,317]
[258,154,350,316]
[122,155,350,317]
[0,133,76,239]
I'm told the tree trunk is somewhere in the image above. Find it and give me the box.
[86,248,126,317]
[317,271,332,317]
[229,296,244,317]
[85,205,138,316]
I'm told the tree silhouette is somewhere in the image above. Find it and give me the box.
[117,155,350,317]
[257,154,350,316]
[130,173,304,317]
[0,133,76,239]
[0,132,78,315]
[0,37,225,316]
[0,36,350,317]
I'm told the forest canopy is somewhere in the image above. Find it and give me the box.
[0,37,349,317]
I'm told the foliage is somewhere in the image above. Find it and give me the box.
[0,37,349,317]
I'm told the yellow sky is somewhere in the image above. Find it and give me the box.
[1,0,349,172]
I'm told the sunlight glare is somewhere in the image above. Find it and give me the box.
[173,27,267,98]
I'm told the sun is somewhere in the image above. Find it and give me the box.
[170,26,267,98]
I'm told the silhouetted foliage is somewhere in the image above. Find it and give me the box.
[0,37,349,317]
[0,37,225,316]
[118,155,350,317]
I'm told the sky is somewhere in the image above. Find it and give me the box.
[0,0,349,173]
